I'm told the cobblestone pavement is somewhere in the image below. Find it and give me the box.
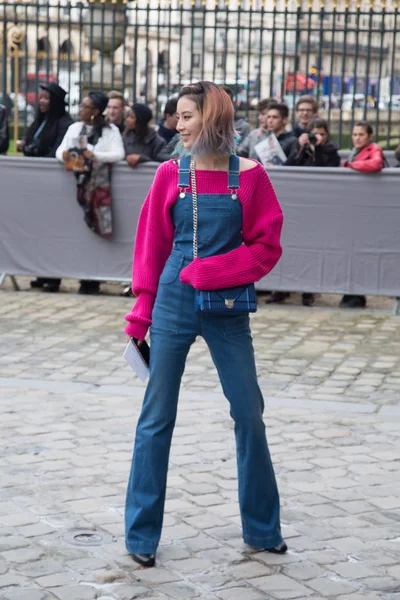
[0,290,399,600]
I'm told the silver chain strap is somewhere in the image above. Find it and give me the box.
[190,157,199,260]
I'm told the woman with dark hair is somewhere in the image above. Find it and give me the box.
[288,117,340,167]
[343,121,385,173]
[19,83,73,292]
[56,91,125,294]
[123,103,166,169]
[340,121,385,309]
[18,83,73,159]
[124,81,286,567]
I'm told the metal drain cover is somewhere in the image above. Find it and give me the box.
[64,528,112,547]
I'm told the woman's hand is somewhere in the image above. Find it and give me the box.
[127,336,143,347]
[83,149,94,160]
[126,154,141,169]
[314,133,323,146]
[298,133,309,148]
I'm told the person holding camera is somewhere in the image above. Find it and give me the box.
[287,118,340,167]
[19,83,73,293]
[270,119,340,306]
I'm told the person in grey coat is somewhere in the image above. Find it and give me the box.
[123,103,166,168]
[238,102,298,165]
[220,85,251,144]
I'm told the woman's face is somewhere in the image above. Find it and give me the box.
[126,109,137,130]
[39,90,51,113]
[79,96,96,123]
[352,126,372,149]
[176,97,202,151]
[311,127,329,145]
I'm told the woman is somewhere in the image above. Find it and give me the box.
[341,121,385,308]
[291,117,341,167]
[124,81,286,568]
[56,91,125,294]
[18,82,73,293]
[343,121,385,173]
[123,103,166,168]
[18,82,73,158]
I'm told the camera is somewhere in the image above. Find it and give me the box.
[308,132,317,145]
[24,143,39,157]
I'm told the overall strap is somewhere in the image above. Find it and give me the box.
[228,154,240,190]
[178,155,191,188]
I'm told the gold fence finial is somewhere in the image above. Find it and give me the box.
[7,23,25,50]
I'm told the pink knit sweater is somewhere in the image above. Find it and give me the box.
[125,159,283,339]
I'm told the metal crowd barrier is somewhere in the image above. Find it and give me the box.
[0,156,399,314]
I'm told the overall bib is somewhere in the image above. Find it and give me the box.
[125,155,282,553]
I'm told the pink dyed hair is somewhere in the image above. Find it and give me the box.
[177,81,236,157]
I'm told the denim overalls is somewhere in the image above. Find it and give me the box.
[125,155,282,553]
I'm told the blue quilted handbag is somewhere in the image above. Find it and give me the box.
[195,284,257,314]
[189,156,257,315]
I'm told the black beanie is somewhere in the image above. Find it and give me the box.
[88,91,109,114]
[132,103,153,125]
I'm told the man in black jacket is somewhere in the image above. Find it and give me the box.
[0,104,9,154]
[238,101,298,165]
[265,102,298,164]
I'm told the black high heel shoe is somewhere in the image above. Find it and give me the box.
[266,541,288,554]
[131,553,155,567]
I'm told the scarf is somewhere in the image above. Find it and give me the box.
[74,124,113,240]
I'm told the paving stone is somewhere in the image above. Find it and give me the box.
[159,582,200,598]
[0,513,39,527]
[164,557,214,574]
[0,590,52,600]
[331,561,379,579]
[216,586,267,600]
[35,572,78,587]
[135,567,183,584]
[307,577,360,596]
[227,560,273,579]
[250,573,313,598]
[282,562,327,581]
[16,560,66,578]
[50,584,99,600]
[1,547,45,564]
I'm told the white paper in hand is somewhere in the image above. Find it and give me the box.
[254,132,288,167]
[123,340,149,382]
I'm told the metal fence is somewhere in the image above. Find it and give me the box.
[1,0,400,148]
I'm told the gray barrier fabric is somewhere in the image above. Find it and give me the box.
[1,157,399,296]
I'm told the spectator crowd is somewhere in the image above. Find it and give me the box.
[0,82,389,308]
